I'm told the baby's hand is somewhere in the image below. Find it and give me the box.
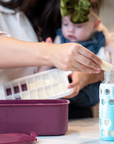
[46,37,52,43]
[41,37,52,43]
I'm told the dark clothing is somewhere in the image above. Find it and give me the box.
[57,28,105,119]
[68,82,100,119]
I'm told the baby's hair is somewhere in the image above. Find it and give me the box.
[90,0,100,16]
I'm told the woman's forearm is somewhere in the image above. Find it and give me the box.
[0,36,53,68]
[0,36,102,73]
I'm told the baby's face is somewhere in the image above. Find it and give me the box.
[61,14,96,42]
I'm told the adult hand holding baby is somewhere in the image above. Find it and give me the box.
[64,70,104,99]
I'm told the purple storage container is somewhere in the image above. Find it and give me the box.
[0,131,37,144]
[0,99,70,136]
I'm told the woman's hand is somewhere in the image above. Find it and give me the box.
[0,36,102,71]
[47,42,102,73]
[63,72,86,99]
[63,70,104,99]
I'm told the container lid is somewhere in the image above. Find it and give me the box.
[0,131,37,144]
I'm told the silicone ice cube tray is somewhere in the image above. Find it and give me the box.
[2,69,75,100]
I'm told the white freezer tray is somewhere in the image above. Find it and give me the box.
[2,69,75,100]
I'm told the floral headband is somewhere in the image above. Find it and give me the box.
[60,0,98,24]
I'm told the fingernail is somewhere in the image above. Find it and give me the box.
[68,85,72,89]
[96,66,101,71]
[100,60,103,65]
[96,70,100,73]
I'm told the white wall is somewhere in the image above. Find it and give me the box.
[99,0,114,32]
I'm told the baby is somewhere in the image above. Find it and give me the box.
[35,0,112,119]
[39,0,110,85]
[54,0,110,64]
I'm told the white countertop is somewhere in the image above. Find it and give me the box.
[37,118,114,144]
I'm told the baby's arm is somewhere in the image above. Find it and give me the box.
[105,41,114,71]
[98,23,114,70]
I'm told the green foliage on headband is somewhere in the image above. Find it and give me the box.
[60,0,91,23]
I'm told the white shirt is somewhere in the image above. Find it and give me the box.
[0,5,38,42]
[0,5,39,97]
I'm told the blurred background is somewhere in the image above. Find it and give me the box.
[100,0,114,32]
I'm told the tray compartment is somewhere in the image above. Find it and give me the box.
[30,90,38,99]
[52,83,61,95]
[21,92,30,99]
[34,76,43,88]
[27,78,36,90]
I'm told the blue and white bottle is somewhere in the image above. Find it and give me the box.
[99,71,114,141]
